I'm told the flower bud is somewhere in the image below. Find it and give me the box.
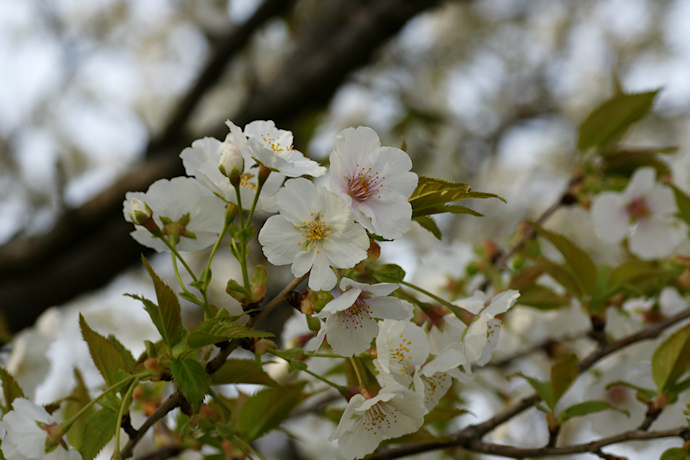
[130,198,161,236]
[219,140,244,180]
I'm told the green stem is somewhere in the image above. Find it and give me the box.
[400,280,458,312]
[246,180,265,224]
[232,433,267,460]
[204,203,235,276]
[113,376,141,460]
[234,183,245,228]
[349,357,367,392]
[160,237,198,283]
[61,373,150,436]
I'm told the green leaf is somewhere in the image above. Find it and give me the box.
[141,256,183,346]
[409,177,503,220]
[602,148,673,177]
[64,369,92,451]
[660,448,690,460]
[413,216,442,240]
[514,284,571,310]
[652,324,690,392]
[80,405,119,460]
[225,279,252,302]
[559,400,629,423]
[577,90,660,152]
[532,258,585,300]
[0,367,24,411]
[211,359,277,386]
[187,315,273,349]
[551,351,579,407]
[79,314,132,386]
[171,358,210,413]
[235,383,305,441]
[518,373,555,411]
[371,264,406,283]
[671,184,690,227]
[413,204,482,218]
[608,260,667,289]
[532,224,598,295]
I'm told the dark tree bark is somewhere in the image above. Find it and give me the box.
[0,0,445,333]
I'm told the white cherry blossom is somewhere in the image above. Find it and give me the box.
[0,398,81,460]
[591,167,686,260]
[430,290,519,375]
[330,383,425,459]
[225,120,326,177]
[307,278,413,356]
[375,319,464,410]
[123,177,225,252]
[258,178,369,291]
[180,136,284,212]
[329,126,418,239]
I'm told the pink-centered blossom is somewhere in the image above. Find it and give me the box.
[329,126,418,239]
[591,167,686,260]
[258,178,369,291]
[307,278,412,356]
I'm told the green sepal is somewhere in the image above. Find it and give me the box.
[171,358,210,413]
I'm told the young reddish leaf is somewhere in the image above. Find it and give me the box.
[171,358,210,413]
[79,314,133,386]
[0,367,24,411]
[577,90,659,152]
[651,324,690,393]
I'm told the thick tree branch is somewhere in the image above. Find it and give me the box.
[0,0,444,333]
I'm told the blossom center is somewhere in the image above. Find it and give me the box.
[298,212,333,252]
[260,133,293,157]
[362,401,396,434]
[348,164,383,202]
[626,197,651,222]
[391,334,415,377]
[240,173,258,191]
[338,297,372,329]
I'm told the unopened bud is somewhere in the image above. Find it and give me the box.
[219,140,244,180]
[130,198,161,235]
